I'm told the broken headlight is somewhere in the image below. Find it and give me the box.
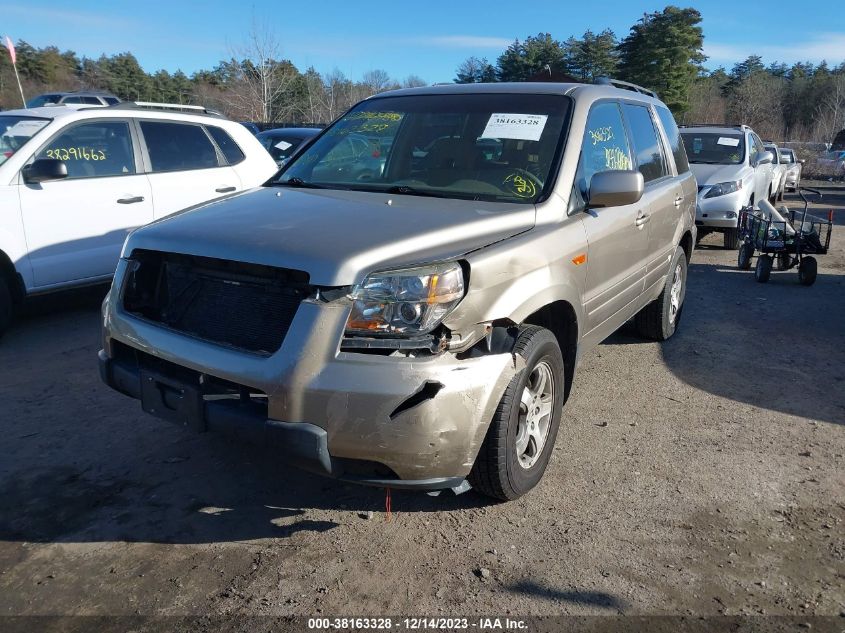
[345,262,465,337]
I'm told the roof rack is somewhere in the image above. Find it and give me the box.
[678,123,748,129]
[102,101,224,117]
[595,77,658,99]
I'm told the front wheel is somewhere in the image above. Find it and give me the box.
[635,246,687,341]
[469,326,565,501]
[798,256,817,286]
[738,242,754,270]
[724,228,739,249]
[755,254,772,283]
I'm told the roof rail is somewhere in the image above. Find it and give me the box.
[102,101,224,117]
[678,123,748,129]
[595,77,658,99]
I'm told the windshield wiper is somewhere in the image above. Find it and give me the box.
[380,185,450,198]
[274,177,327,189]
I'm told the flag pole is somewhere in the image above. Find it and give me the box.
[12,62,26,108]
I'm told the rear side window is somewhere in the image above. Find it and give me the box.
[104,97,120,106]
[622,103,669,183]
[575,101,633,197]
[207,126,245,164]
[140,121,219,172]
[655,106,689,174]
[34,120,135,179]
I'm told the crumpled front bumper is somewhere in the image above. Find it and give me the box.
[100,275,518,488]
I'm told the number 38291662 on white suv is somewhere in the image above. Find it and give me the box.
[0,103,278,336]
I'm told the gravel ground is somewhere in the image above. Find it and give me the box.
[0,185,843,623]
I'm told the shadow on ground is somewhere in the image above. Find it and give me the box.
[659,260,844,425]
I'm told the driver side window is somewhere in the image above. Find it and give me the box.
[575,102,633,199]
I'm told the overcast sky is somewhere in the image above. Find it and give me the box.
[4,0,845,82]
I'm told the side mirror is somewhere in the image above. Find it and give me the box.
[757,151,774,165]
[588,170,644,208]
[23,158,68,184]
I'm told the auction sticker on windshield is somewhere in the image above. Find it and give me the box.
[717,136,740,146]
[482,113,548,141]
[5,120,49,137]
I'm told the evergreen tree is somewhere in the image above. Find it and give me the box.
[496,34,566,81]
[616,6,706,114]
[568,29,619,82]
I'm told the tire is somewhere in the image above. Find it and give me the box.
[635,246,687,341]
[724,227,739,250]
[469,326,565,501]
[755,254,772,283]
[738,242,754,270]
[776,253,791,271]
[0,275,12,339]
[798,256,817,286]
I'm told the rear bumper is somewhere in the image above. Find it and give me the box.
[99,349,466,491]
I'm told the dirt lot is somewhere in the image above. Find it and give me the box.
[1,184,843,624]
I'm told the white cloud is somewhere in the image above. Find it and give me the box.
[704,32,845,66]
[424,35,514,49]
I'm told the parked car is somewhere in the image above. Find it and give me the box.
[99,80,697,501]
[256,127,321,167]
[814,150,845,180]
[0,102,278,336]
[764,143,787,201]
[26,91,121,108]
[679,124,775,249]
[779,147,803,191]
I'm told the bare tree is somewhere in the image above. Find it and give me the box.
[361,69,396,94]
[221,17,298,122]
[815,74,845,142]
[402,75,427,88]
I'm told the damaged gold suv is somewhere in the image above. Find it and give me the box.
[99,80,697,500]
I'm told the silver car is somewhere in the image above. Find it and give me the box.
[764,143,788,201]
[99,81,697,500]
[779,148,803,191]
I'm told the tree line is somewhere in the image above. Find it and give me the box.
[0,24,424,125]
[2,6,844,142]
[454,6,845,142]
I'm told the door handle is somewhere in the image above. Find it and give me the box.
[215,186,236,193]
[117,196,145,204]
[674,194,684,208]
[635,211,651,227]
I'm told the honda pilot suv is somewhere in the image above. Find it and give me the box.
[100,81,697,500]
[679,124,774,249]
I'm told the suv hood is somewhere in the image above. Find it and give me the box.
[124,187,535,285]
[689,163,747,186]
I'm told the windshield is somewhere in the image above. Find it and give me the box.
[26,94,63,108]
[779,150,793,163]
[276,93,571,203]
[0,116,51,167]
[680,132,745,165]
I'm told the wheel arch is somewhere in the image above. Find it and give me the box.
[679,230,693,263]
[521,300,578,403]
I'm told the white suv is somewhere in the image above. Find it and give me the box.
[679,124,775,249]
[0,103,278,336]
